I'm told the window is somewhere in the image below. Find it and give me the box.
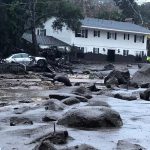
[93,48,99,54]
[123,50,129,56]
[107,32,117,40]
[40,29,46,36]
[75,29,88,38]
[94,30,100,37]
[124,34,130,40]
[12,54,22,58]
[134,35,144,43]
[135,51,144,57]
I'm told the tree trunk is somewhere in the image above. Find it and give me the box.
[30,0,38,55]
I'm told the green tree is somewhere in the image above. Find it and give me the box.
[0,0,83,56]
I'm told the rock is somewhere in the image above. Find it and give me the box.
[72,86,92,99]
[75,96,88,102]
[19,100,34,103]
[87,100,110,107]
[116,140,146,150]
[89,73,104,79]
[44,99,66,111]
[53,75,72,86]
[114,93,137,101]
[0,102,8,107]
[140,83,150,88]
[103,63,115,70]
[61,144,98,150]
[74,82,80,86]
[57,106,123,128]
[49,94,70,100]
[83,70,90,74]
[13,106,31,114]
[62,97,80,105]
[140,88,150,100]
[87,84,100,92]
[127,64,132,67]
[42,116,57,122]
[34,140,56,150]
[105,76,119,86]
[10,117,33,126]
[42,73,55,79]
[104,69,130,86]
[131,64,150,85]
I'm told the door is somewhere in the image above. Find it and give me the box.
[107,49,115,62]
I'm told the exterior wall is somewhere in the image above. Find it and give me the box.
[38,18,148,58]
[72,28,147,56]
[43,18,73,45]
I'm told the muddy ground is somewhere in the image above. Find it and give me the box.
[0,63,149,150]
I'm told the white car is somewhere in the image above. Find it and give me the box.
[4,53,47,67]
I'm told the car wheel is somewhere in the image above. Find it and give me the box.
[37,59,46,67]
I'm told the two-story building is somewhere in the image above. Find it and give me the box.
[36,17,150,62]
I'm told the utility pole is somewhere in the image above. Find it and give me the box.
[30,0,38,55]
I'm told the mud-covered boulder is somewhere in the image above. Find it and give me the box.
[116,140,146,150]
[104,69,130,86]
[53,75,72,86]
[103,63,115,71]
[87,84,100,92]
[10,117,33,126]
[62,97,80,105]
[72,86,92,99]
[57,106,123,128]
[87,100,110,107]
[114,93,137,101]
[140,88,150,100]
[131,64,150,85]
[34,140,56,150]
[61,144,98,150]
[44,99,66,111]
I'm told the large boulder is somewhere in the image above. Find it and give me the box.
[140,88,150,100]
[72,86,92,99]
[116,140,146,150]
[62,97,80,105]
[131,64,150,85]
[57,106,123,128]
[61,144,98,150]
[114,93,137,101]
[53,75,72,86]
[10,117,33,126]
[44,99,66,111]
[104,69,130,86]
[87,99,110,107]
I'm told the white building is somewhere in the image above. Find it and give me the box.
[36,18,150,62]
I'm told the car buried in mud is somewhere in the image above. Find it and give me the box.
[4,53,47,67]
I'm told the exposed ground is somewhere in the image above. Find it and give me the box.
[0,63,149,150]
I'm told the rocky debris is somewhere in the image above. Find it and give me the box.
[131,64,150,85]
[53,75,72,86]
[72,86,92,99]
[13,106,31,114]
[42,116,57,122]
[87,99,110,107]
[140,88,150,100]
[10,117,33,126]
[34,140,56,150]
[103,63,115,71]
[104,69,130,86]
[57,106,123,128]
[62,97,80,105]
[83,70,90,74]
[87,84,100,92]
[140,83,150,88]
[114,93,137,101]
[44,99,66,111]
[116,140,146,150]
[49,94,70,100]
[61,144,98,150]
[89,72,104,79]
[49,93,88,102]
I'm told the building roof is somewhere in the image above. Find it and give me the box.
[81,18,150,35]
[22,33,70,47]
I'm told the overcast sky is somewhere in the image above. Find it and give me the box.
[136,0,150,4]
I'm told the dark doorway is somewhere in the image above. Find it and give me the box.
[107,49,115,62]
